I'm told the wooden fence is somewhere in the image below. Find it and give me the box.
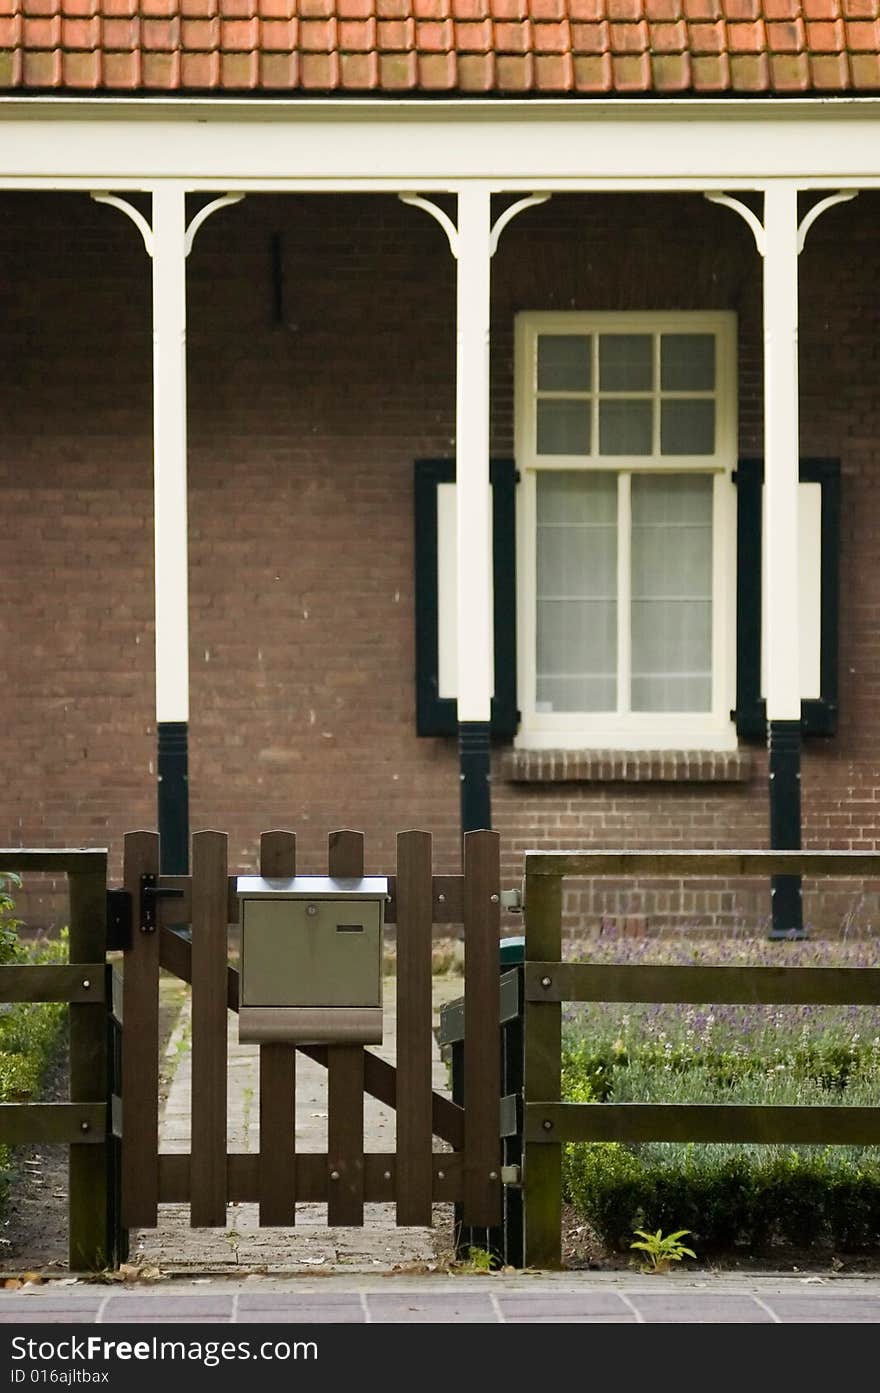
[122,827,503,1235]
[522,849,880,1269]
[0,848,119,1272]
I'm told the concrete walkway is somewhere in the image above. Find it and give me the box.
[1,1274,879,1323]
[131,977,462,1273]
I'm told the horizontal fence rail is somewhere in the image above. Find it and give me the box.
[525,962,880,1006]
[149,873,469,929]
[523,850,880,877]
[0,1103,108,1145]
[522,848,880,1270]
[525,1104,880,1146]
[0,965,106,1004]
[0,850,108,874]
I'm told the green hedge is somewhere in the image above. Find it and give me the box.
[564,1142,880,1253]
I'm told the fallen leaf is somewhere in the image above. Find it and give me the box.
[801,1276,825,1285]
[21,1273,43,1286]
[4,1279,22,1291]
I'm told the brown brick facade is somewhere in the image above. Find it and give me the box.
[2,189,879,931]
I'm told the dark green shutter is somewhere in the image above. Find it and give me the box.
[414,458,518,738]
[734,457,840,739]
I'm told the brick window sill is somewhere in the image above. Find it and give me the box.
[499,749,754,784]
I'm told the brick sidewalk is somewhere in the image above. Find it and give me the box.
[1,1276,879,1323]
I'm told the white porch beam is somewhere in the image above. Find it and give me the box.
[5,100,880,189]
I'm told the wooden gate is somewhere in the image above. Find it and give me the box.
[119,828,503,1238]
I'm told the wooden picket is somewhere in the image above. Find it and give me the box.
[257,830,297,1226]
[326,831,367,1227]
[190,831,228,1227]
[395,830,434,1227]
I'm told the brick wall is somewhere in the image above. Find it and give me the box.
[1,188,879,933]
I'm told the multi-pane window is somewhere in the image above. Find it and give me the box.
[517,313,737,751]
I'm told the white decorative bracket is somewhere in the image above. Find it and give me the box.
[489,193,552,257]
[90,192,155,257]
[704,192,766,256]
[705,189,859,258]
[184,193,246,258]
[398,194,460,257]
[398,190,551,259]
[90,190,246,259]
[796,190,858,254]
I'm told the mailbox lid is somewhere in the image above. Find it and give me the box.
[237,875,388,900]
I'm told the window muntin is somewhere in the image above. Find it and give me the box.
[534,329,719,461]
[517,312,737,752]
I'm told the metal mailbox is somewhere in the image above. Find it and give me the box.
[236,875,387,1045]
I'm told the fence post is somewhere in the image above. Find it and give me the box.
[395,831,434,1228]
[121,832,160,1230]
[68,860,111,1271]
[523,862,562,1270]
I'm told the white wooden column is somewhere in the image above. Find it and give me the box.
[92,185,191,872]
[151,187,191,874]
[455,188,494,727]
[400,187,547,837]
[151,186,190,735]
[762,184,804,935]
[762,184,801,724]
[455,188,494,832]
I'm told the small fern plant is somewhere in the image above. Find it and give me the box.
[630,1228,696,1274]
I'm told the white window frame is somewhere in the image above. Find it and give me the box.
[515,310,739,752]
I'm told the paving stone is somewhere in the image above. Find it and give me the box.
[496,1292,628,1317]
[0,1296,105,1313]
[502,1314,638,1323]
[626,1293,773,1322]
[236,1306,365,1323]
[0,1312,101,1324]
[763,1296,880,1322]
[239,1292,365,1311]
[365,1293,497,1322]
[103,1295,235,1319]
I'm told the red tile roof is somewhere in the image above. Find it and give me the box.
[1,0,879,94]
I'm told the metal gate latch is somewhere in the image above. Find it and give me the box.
[140,875,184,933]
[500,888,523,913]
